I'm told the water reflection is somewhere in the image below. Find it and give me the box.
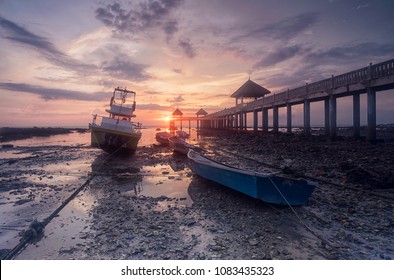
[90,152,192,206]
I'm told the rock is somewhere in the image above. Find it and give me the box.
[248,239,259,246]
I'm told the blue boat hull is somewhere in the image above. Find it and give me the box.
[188,150,316,206]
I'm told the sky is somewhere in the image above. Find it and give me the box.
[1,0,394,127]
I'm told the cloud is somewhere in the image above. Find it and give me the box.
[0,15,63,56]
[0,82,108,101]
[137,103,171,110]
[235,12,320,43]
[101,55,152,81]
[253,45,307,69]
[163,20,178,40]
[95,0,183,37]
[178,38,196,58]
[0,15,95,72]
[173,68,183,74]
[166,94,184,104]
[304,42,394,66]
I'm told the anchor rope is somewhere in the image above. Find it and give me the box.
[4,132,132,260]
[266,176,343,256]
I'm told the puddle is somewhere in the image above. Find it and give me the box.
[113,164,193,208]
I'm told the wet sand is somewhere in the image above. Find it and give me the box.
[0,128,393,260]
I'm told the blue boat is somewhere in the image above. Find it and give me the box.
[187,150,317,206]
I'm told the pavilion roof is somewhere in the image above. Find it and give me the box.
[172,108,183,116]
[196,108,208,116]
[230,79,270,98]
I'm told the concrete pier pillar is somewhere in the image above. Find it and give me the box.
[304,100,311,134]
[273,106,279,133]
[329,95,337,139]
[262,108,268,132]
[244,112,247,130]
[239,111,244,130]
[367,87,377,141]
[235,113,239,130]
[287,103,292,133]
[353,93,361,138]
[324,98,330,136]
[253,110,258,132]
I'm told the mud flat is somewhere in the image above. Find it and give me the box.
[0,129,393,260]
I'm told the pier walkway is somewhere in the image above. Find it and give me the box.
[204,59,394,141]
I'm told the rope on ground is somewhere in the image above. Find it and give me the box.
[266,176,342,257]
[3,175,95,260]
[3,137,129,260]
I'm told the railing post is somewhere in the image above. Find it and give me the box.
[331,75,334,89]
[368,62,372,80]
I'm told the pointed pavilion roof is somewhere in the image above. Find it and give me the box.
[196,108,208,116]
[230,79,270,98]
[172,108,183,116]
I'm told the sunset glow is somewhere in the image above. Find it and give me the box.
[1,0,394,127]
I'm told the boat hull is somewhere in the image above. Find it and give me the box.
[188,150,316,206]
[169,136,192,155]
[90,126,141,153]
[155,132,171,145]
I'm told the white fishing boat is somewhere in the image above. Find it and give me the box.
[89,87,142,153]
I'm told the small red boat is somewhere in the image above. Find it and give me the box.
[155,131,171,145]
[169,136,193,155]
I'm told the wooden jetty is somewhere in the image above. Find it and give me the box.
[204,59,394,141]
[170,108,224,131]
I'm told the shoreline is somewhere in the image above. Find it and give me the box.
[0,127,88,143]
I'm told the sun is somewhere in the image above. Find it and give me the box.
[163,115,172,122]
[154,114,173,125]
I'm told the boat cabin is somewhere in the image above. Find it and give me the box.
[105,87,137,120]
